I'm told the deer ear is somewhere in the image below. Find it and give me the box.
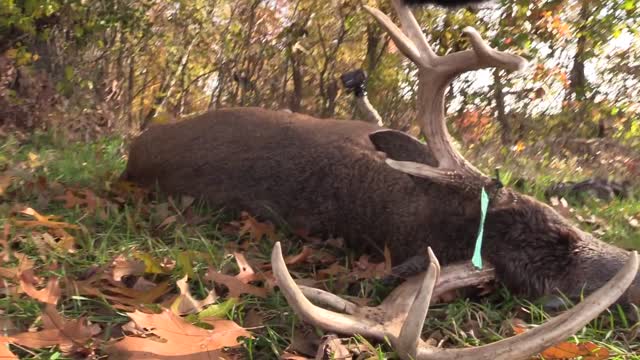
[369,129,436,165]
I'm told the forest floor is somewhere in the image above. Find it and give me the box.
[1,130,640,359]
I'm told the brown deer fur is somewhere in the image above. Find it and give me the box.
[122,107,640,304]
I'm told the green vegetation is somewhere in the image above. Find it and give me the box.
[1,132,638,359]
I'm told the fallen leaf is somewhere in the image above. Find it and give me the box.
[236,211,277,243]
[315,334,351,360]
[20,271,60,305]
[233,252,261,284]
[0,342,18,359]
[282,352,311,360]
[350,246,391,280]
[512,320,609,359]
[285,246,313,266]
[106,309,250,359]
[13,208,80,230]
[4,277,100,354]
[241,308,265,328]
[206,270,268,298]
[0,173,15,197]
[133,252,170,274]
[5,305,100,353]
[110,255,145,282]
[171,275,217,315]
[317,263,349,280]
[197,298,238,320]
[54,190,89,209]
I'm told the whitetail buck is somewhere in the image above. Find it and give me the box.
[122,0,640,358]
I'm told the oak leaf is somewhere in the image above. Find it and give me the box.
[20,270,60,305]
[13,208,80,230]
[205,270,268,299]
[171,275,217,315]
[107,309,250,359]
[0,343,18,359]
[512,320,610,359]
[236,211,277,243]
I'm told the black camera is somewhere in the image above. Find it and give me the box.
[340,69,367,97]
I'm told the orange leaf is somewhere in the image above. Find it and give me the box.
[233,252,261,284]
[206,270,268,298]
[0,342,18,359]
[106,309,250,359]
[317,263,349,279]
[19,271,60,305]
[284,246,313,266]
[511,320,609,359]
[14,208,79,230]
[110,255,146,282]
[541,341,609,360]
[237,211,277,243]
[3,303,100,353]
[0,173,15,197]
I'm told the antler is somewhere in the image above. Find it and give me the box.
[272,242,640,360]
[364,0,527,189]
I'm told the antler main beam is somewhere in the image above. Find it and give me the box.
[364,0,527,189]
[272,242,639,360]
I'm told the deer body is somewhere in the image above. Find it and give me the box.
[123,106,638,304]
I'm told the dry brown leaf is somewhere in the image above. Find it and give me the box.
[20,271,60,305]
[0,223,10,262]
[55,190,88,209]
[110,255,145,282]
[237,211,277,243]
[5,306,99,353]
[206,270,268,298]
[242,308,265,328]
[13,208,80,230]
[350,246,392,280]
[285,246,313,266]
[0,173,15,197]
[282,352,312,360]
[71,275,172,311]
[0,342,18,359]
[3,277,100,355]
[512,321,610,359]
[317,263,349,280]
[315,334,351,360]
[106,309,250,359]
[233,252,261,284]
[48,229,76,252]
[171,275,217,315]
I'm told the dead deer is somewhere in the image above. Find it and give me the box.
[122,0,640,358]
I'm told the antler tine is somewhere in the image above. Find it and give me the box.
[271,242,387,339]
[411,251,640,360]
[390,0,435,60]
[392,248,441,360]
[299,285,359,314]
[363,6,426,67]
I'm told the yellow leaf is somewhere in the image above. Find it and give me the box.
[134,252,168,274]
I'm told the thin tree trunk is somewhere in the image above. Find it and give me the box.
[493,69,512,145]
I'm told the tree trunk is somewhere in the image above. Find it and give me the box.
[493,69,512,145]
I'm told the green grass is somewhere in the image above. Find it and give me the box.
[1,130,639,359]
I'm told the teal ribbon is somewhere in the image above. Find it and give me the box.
[472,187,489,269]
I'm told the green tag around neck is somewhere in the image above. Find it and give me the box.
[472,187,489,269]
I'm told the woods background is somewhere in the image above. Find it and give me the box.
[1,0,639,160]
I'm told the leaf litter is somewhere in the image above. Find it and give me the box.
[0,169,635,359]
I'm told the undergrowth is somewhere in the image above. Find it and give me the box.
[0,130,639,359]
